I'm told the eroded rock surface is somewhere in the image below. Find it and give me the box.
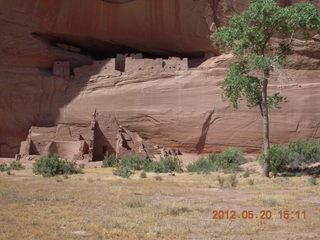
[0,0,319,158]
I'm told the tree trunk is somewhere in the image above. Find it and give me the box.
[261,77,270,177]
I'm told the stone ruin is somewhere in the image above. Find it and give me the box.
[27,53,189,161]
[52,53,189,80]
[17,111,157,162]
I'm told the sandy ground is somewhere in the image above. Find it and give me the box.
[0,166,319,240]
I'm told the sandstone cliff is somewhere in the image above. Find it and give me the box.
[0,0,319,158]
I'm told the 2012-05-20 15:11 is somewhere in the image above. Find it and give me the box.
[212,210,307,220]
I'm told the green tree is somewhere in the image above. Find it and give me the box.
[212,0,320,177]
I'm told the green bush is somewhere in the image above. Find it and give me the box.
[285,139,320,167]
[0,163,8,172]
[9,161,25,170]
[144,155,182,173]
[33,155,82,177]
[119,155,146,170]
[0,161,25,172]
[308,177,318,186]
[140,171,147,178]
[187,157,216,174]
[160,155,183,173]
[187,148,244,174]
[144,161,164,173]
[112,165,133,178]
[259,144,286,175]
[101,153,117,168]
[259,139,320,175]
[215,148,245,171]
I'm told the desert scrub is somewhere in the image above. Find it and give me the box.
[125,200,145,208]
[140,171,147,178]
[308,177,318,186]
[217,174,238,188]
[119,155,146,170]
[9,161,25,170]
[0,161,25,172]
[216,148,246,171]
[259,144,287,175]
[187,148,245,174]
[144,155,182,173]
[259,139,320,175]
[112,165,133,178]
[101,153,118,168]
[166,207,191,216]
[0,163,8,172]
[187,154,217,174]
[144,161,164,173]
[242,170,251,178]
[33,154,82,177]
[159,155,183,173]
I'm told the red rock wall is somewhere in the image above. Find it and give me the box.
[0,0,319,157]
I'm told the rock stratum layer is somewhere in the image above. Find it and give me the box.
[0,0,319,158]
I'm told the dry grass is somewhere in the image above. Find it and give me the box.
[0,169,319,240]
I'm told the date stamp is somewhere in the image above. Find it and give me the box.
[212,210,307,220]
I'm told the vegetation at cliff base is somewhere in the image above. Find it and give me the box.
[259,139,320,175]
[33,154,82,177]
[187,148,246,174]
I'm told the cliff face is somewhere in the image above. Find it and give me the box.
[0,0,319,157]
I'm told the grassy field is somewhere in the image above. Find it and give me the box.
[0,168,319,240]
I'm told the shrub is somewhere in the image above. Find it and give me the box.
[259,144,286,175]
[144,161,164,173]
[259,139,320,175]
[159,155,183,173]
[0,163,8,172]
[187,156,216,174]
[119,155,145,170]
[287,139,320,166]
[32,154,82,177]
[140,172,147,178]
[217,174,238,188]
[187,149,245,174]
[215,148,246,171]
[226,174,238,188]
[112,165,133,178]
[308,177,318,186]
[166,207,191,216]
[144,155,182,173]
[102,153,117,168]
[125,200,145,208]
[79,163,85,169]
[9,161,25,170]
